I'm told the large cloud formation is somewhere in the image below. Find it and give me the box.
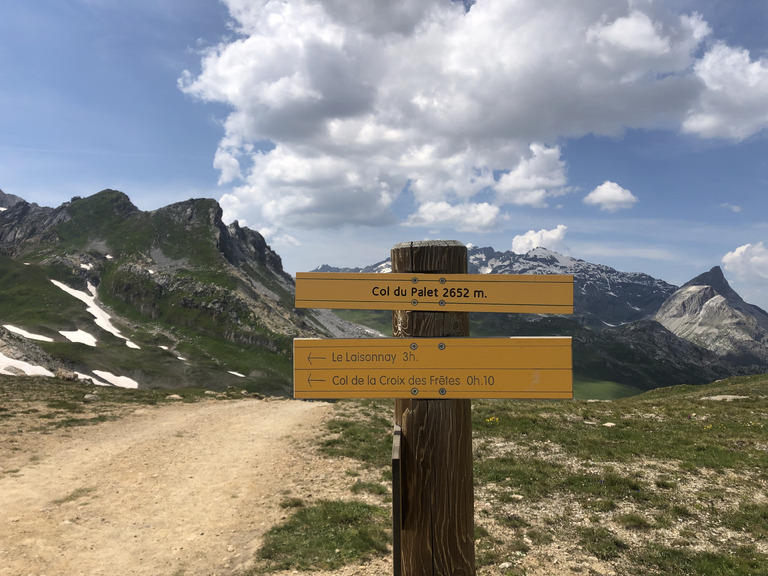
[179,0,768,236]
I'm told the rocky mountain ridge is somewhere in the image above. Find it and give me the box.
[0,189,365,392]
[2,188,766,394]
[469,246,677,328]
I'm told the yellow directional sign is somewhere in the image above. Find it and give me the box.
[295,272,573,314]
[294,337,572,399]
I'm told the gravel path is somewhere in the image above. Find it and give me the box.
[0,397,393,575]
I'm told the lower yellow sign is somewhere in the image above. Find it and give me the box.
[294,337,572,399]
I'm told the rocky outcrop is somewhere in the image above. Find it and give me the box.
[0,202,70,251]
[0,189,24,209]
[151,198,293,286]
[225,221,291,283]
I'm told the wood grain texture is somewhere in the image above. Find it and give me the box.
[391,241,475,576]
[393,425,403,576]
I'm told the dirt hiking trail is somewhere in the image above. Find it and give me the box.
[0,397,390,576]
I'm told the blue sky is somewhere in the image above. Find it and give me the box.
[1,0,767,310]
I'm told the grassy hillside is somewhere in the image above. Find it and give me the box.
[299,373,768,575]
[0,255,292,393]
[0,191,301,393]
[0,256,94,333]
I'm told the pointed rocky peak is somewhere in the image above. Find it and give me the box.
[657,266,740,322]
[679,265,768,330]
[223,220,291,281]
[683,266,741,303]
[684,265,726,288]
[655,266,768,363]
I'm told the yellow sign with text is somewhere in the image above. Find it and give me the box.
[293,337,572,400]
[295,273,573,314]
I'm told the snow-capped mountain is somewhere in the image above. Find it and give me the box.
[466,246,677,328]
[317,246,678,329]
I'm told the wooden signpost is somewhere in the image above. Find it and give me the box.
[293,240,574,576]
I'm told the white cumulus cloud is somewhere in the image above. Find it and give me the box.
[179,0,768,235]
[406,201,503,232]
[722,242,768,310]
[512,224,568,254]
[683,43,768,140]
[722,242,768,282]
[495,144,569,208]
[583,181,638,212]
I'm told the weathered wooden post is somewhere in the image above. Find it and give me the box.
[391,240,475,575]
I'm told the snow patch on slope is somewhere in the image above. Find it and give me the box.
[93,370,139,389]
[60,329,98,347]
[50,280,139,349]
[3,325,53,342]
[0,351,54,377]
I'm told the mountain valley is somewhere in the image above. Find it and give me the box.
[1,188,766,396]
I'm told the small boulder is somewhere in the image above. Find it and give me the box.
[55,368,78,381]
